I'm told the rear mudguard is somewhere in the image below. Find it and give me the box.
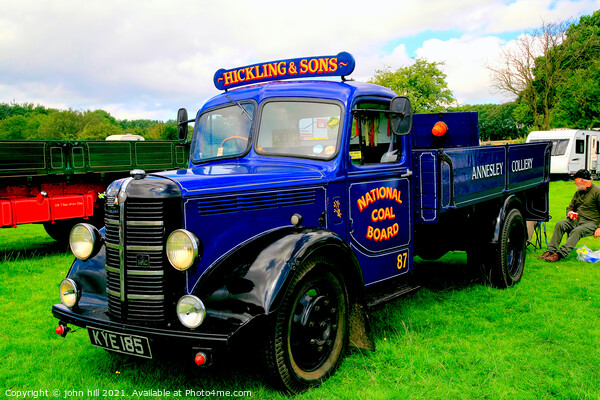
[492,195,523,244]
[194,227,375,350]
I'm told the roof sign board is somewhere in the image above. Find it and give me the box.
[213,51,355,90]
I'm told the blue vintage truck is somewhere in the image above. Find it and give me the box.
[53,52,551,393]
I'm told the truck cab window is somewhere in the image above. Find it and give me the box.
[191,103,254,163]
[256,101,341,160]
[350,102,399,165]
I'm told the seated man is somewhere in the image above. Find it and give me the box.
[541,169,600,262]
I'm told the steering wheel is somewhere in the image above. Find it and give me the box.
[217,136,249,156]
[220,136,249,147]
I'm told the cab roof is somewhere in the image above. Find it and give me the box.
[200,80,398,112]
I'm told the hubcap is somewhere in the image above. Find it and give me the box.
[290,287,339,371]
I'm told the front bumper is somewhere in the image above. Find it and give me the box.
[52,303,233,356]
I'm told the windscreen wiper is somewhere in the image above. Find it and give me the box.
[226,94,253,121]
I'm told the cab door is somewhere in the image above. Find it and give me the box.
[346,102,412,286]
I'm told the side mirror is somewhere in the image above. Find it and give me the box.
[177,108,189,141]
[390,96,412,135]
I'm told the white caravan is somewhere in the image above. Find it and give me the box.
[105,134,145,141]
[526,129,600,177]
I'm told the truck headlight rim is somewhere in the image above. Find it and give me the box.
[166,229,200,271]
[59,278,80,309]
[69,223,101,261]
[176,295,206,328]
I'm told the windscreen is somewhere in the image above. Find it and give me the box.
[256,101,342,160]
[191,103,254,163]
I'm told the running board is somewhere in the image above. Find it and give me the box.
[365,278,421,308]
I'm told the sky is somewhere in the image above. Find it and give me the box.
[0,0,599,122]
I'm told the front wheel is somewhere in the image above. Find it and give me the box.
[263,258,349,394]
[491,208,526,288]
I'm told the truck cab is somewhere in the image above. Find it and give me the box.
[53,53,550,394]
[181,77,413,286]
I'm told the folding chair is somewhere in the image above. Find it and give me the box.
[527,220,548,250]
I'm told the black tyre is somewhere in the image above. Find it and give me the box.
[491,208,526,288]
[44,210,104,244]
[263,257,349,394]
[43,220,78,244]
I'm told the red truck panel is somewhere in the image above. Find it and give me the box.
[0,193,96,228]
[0,200,12,226]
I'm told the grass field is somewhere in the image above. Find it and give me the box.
[1,181,599,399]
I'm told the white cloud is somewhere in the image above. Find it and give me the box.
[415,36,509,105]
[100,103,172,122]
[484,0,600,33]
[354,45,413,82]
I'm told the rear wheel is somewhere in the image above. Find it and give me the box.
[490,208,526,288]
[263,257,348,394]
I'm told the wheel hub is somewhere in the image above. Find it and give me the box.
[291,292,339,371]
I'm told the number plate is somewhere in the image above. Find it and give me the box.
[88,327,152,359]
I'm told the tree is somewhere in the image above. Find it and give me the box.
[0,102,181,141]
[549,11,600,129]
[0,115,28,140]
[369,58,456,113]
[450,102,526,141]
[550,65,600,129]
[80,120,124,140]
[489,13,600,131]
[488,20,574,130]
[163,124,179,141]
[36,109,84,140]
[0,102,49,121]
[79,110,123,139]
[143,122,167,140]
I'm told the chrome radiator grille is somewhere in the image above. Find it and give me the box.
[104,196,168,324]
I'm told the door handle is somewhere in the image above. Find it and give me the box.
[401,169,413,178]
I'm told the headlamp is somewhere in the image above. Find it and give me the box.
[176,295,206,328]
[59,278,80,308]
[166,229,200,271]
[69,223,102,261]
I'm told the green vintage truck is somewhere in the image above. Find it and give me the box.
[0,139,189,242]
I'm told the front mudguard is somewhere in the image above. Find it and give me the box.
[194,227,375,350]
[62,230,107,308]
[58,227,375,351]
